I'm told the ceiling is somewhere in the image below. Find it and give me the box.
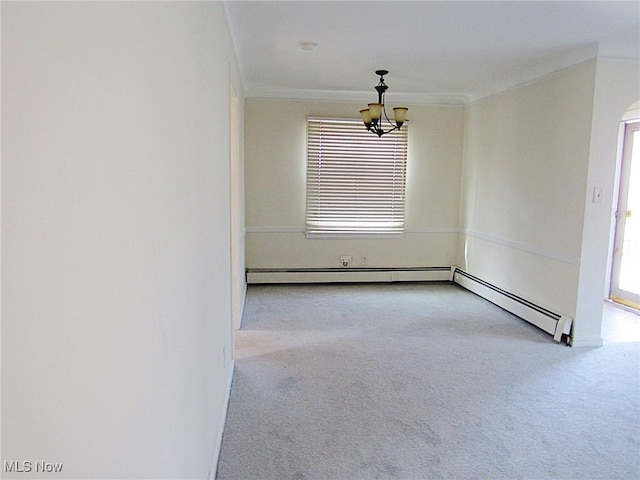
[223,1,640,104]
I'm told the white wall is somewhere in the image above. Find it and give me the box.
[2,2,242,478]
[458,61,597,318]
[574,57,640,346]
[245,99,464,269]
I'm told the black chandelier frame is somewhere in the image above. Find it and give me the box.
[359,70,408,137]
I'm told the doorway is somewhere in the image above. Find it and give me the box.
[610,115,640,310]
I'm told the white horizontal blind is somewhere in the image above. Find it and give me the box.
[306,117,408,235]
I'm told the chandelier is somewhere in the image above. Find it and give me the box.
[359,70,408,137]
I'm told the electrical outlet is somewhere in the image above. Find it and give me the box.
[340,255,352,267]
[361,256,368,265]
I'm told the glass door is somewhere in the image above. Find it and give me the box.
[610,121,640,309]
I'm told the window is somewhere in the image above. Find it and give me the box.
[305,117,408,237]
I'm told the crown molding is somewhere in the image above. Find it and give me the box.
[242,41,636,107]
[244,86,469,106]
[467,44,599,103]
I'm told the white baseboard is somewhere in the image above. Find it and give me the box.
[246,267,453,284]
[453,269,572,344]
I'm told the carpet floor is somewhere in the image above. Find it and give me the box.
[216,282,640,480]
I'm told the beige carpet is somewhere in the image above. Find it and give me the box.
[217,283,640,480]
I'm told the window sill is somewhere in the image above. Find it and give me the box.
[305,232,404,240]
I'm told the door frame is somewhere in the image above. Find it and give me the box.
[608,114,640,309]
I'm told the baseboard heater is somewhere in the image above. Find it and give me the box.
[246,266,453,285]
[453,268,572,345]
